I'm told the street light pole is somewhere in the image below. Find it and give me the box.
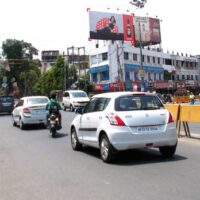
[130,0,147,91]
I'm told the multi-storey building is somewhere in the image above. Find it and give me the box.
[41,50,60,73]
[89,42,199,93]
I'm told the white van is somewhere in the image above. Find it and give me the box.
[62,90,89,111]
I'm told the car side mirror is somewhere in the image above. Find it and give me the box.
[75,107,83,114]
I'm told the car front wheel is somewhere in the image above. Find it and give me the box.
[100,135,117,163]
[70,104,74,112]
[71,128,82,150]
[159,144,177,158]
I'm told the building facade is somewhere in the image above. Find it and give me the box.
[89,42,199,93]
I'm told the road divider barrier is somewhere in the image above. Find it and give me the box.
[164,104,200,138]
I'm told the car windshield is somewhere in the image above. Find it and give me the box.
[71,92,87,98]
[115,95,164,111]
[27,98,48,106]
[0,96,13,102]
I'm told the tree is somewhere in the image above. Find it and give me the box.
[34,56,66,96]
[1,39,39,96]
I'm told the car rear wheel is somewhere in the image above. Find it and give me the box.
[100,135,116,163]
[12,115,17,127]
[71,128,82,150]
[159,144,177,158]
[19,118,25,130]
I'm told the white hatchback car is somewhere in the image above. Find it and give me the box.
[70,92,177,163]
[12,96,49,129]
[62,90,89,111]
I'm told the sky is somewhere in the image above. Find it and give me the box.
[0,0,200,57]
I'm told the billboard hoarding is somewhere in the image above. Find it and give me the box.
[89,11,135,44]
[134,16,161,46]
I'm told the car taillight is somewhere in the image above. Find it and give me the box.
[106,113,125,126]
[23,107,31,114]
[168,112,174,123]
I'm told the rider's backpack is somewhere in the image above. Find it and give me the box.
[50,101,59,114]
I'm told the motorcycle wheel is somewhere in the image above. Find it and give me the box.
[51,127,56,138]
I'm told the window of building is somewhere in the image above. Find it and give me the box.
[191,75,194,80]
[177,75,179,80]
[147,56,150,63]
[182,75,185,80]
[142,55,145,62]
[153,57,155,63]
[165,59,172,65]
[133,54,137,61]
[196,75,198,80]
[187,75,190,80]
[124,52,129,60]
[158,57,160,64]
[102,53,108,61]
[154,73,156,80]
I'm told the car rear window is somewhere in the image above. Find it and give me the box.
[27,98,48,106]
[115,95,164,111]
[0,96,13,102]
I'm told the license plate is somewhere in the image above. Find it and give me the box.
[137,126,158,132]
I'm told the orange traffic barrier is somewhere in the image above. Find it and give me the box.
[164,104,180,122]
[179,105,200,122]
[164,104,200,138]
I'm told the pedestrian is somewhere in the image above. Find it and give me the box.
[189,92,195,105]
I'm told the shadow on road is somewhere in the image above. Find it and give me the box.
[79,146,187,165]
[51,133,68,138]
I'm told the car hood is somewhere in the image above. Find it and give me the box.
[72,97,89,102]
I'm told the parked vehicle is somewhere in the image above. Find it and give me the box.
[70,91,177,163]
[12,96,49,129]
[62,90,89,112]
[0,95,14,114]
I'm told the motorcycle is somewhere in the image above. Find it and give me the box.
[49,113,61,138]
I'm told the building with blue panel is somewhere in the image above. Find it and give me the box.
[89,41,199,92]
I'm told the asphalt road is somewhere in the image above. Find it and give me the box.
[0,111,200,200]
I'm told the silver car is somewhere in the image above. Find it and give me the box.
[12,96,49,129]
[70,92,177,163]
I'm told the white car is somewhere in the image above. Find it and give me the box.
[70,92,177,163]
[62,90,89,111]
[12,96,49,129]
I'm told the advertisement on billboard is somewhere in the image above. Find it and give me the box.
[89,11,135,43]
[134,16,161,46]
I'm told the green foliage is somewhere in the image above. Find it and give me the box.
[33,56,66,96]
[174,88,189,97]
[1,39,39,96]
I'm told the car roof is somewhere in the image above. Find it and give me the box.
[21,96,49,100]
[64,90,86,93]
[92,91,156,99]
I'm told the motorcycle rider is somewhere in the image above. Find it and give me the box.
[46,91,62,128]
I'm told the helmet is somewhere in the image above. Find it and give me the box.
[50,91,57,99]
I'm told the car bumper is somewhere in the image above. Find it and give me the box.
[22,115,47,125]
[106,124,177,151]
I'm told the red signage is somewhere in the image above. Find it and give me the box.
[109,82,125,90]
[154,80,168,89]
[123,14,135,44]
[93,84,104,91]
